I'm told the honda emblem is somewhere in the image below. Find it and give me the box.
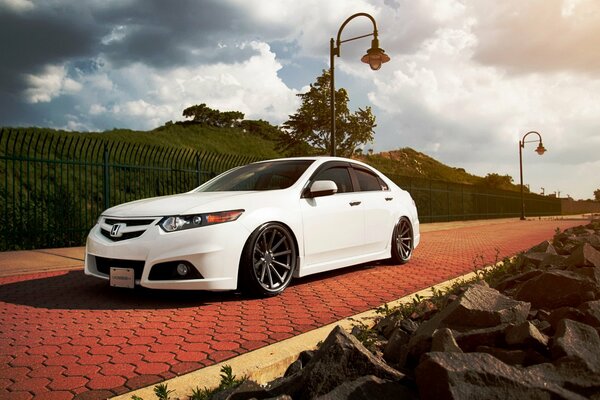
[110,223,125,238]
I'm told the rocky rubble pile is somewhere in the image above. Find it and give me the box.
[217,222,600,400]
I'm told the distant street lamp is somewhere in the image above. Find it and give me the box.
[329,12,390,156]
[519,131,547,220]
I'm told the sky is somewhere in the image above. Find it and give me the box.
[1,0,599,200]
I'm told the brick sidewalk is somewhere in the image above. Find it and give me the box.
[0,219,585,399]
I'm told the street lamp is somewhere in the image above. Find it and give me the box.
[519,130,547,220]
[330,12,390,156]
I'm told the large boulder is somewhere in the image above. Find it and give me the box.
[267,326,404,399]
[514,270,598,309]
[528,359,600,398]
[505,321,549,350]
[551,319,600,372]
[315,375,416,400]
[578,300,600,327]
[527,240,558,255]
[415,352,584,400]
[565,243,600,268]
[407,283,529,361]
[431,328,462,353]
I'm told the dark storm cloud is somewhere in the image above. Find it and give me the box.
[0,0,269,126]
[94,0,262,67]
[0,2,101,95]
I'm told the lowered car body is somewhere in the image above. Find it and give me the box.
[85,157,420,296]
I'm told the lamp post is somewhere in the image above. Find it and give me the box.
[519,131,546,220]
[330,12,390,156]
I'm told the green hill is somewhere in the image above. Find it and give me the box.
[354,148,482,186]
[2,123,520,192]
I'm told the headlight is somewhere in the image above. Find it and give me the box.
[159,210,244,232]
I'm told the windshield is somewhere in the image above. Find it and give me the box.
[196,160,315,192]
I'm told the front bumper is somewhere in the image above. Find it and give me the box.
[85,220,251,291]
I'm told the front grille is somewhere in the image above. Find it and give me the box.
[100,217,158,242]
[100,229,145,241]
[105,218,155,226]
[94,256,145,280]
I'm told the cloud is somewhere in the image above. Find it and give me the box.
[472,0,600,75]
[0,0,34,13]
[23,64,82,103]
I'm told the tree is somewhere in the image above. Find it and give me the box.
[594,188,600,201]
[182,104,244,127]
[480,173,516,191]
[280,70,376,157]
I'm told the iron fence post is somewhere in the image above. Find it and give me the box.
[196,153,202,187]
[103,143,110,210]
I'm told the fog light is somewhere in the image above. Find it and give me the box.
[176,263,189,276]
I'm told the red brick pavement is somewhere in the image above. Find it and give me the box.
[0,219,584,399]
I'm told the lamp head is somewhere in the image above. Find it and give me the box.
[361,37,390,70]
[535,142,546,155]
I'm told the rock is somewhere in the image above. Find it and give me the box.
[565,243,600,268]
[315,375,416,400]
[213,380,267,400]
[578,300,600,327]
[547,307,586,330]
[514,270,598,309]
[400,319,419,335]
[407,283,529,361]
[505,321,549,350]
[415,352,584,400]
[569,266,600,285]
[529,359,600,398]
[284,350,314,378]
[476,346,527,366]
[383,327,411,365]
[531,319,552,334]
[494,270,543,293]
[374,313,401,339]
[527,240,558,255]
[431,328,462,353]
[539,254,568,268]
[452,324,509,352]
[267,326,404,399]
[476,345,548,367]
[551,319,600,372]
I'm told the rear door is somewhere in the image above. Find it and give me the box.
[350,164,396,254]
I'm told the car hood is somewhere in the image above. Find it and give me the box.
[103,191,257,217]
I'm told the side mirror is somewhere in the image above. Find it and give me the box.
[307,180,338,198]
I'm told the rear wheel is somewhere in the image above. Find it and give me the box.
[390,217,413,264]
[239,222,297,296]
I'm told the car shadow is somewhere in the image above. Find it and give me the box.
[0,261,387,310]
[0,270,244,310]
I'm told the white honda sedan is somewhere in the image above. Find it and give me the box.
[85,157,420,296]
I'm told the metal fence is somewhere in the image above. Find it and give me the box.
[389,174,561,223]
[0,129,260,250]
[0,129,561,250]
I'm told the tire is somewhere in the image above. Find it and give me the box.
[390,217,413,264]
[239,222,297,296]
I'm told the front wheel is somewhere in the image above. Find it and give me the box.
[239,222,297,296]
[390,217,413,264]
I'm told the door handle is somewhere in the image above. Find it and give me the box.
[349,201,361,206]
[385,197,393,201]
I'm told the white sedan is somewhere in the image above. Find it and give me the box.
[85,157,420,296]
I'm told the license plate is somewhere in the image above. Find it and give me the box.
[110,268,135,288]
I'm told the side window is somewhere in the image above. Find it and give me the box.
[354,168,384,191]
[313,167,353,193]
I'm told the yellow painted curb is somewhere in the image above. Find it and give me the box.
[112,268,484,400]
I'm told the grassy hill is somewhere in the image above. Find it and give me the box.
[354,148,482,185]
[2,123,520,191]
